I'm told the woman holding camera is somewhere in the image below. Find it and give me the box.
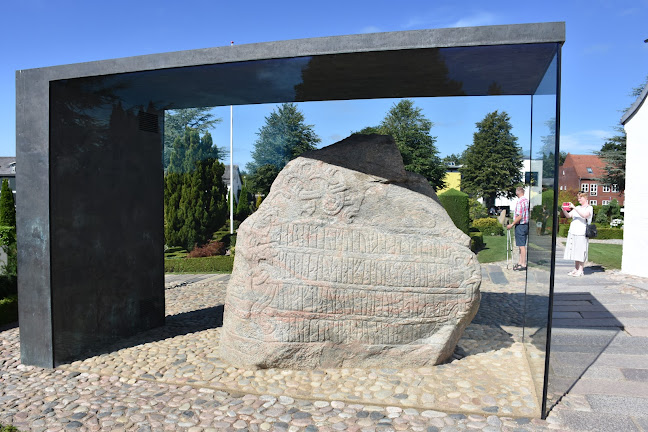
[562,192,593,277]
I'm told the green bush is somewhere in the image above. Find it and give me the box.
[0,295,18,326]
[438,188,470,235]
[165,256,234,273]
[558,224,570,237]
[468,197,488,222]
[596,228,624,240]
[0,274,17,298]
[472,217,504,236]
[469,232,484,253]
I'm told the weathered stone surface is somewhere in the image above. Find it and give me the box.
[220,134,481,369]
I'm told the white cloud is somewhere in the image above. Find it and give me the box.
[360,25,381,34]
[448,12,496,28]
[559,129,611,154]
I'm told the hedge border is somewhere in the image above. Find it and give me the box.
[164,256,234,273]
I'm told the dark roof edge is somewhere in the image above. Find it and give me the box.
[621,84,648,125]
[16,22,565,82]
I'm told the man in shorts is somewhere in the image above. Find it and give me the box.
[506,186,529,271]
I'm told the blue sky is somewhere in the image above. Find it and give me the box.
[2,0,647,169]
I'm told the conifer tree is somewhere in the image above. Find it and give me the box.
[460,111,522,209]
[164,129,228,250]
[235,182,252,221]
[0,179,15,227]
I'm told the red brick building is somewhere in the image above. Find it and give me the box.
[558,154,624,206]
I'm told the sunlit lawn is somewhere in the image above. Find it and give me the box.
[476,235,623,270]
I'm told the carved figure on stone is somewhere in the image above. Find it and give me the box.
[220,134,481,369]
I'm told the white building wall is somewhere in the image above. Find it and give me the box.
[492,159,544,211]
[622,96,648,277]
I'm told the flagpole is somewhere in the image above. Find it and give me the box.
[229,41,234,235]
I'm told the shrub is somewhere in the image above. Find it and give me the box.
[610,218,624,228]
[469,232,484,252]
[596,228,624,240]
[468,197,488,222]
[438,188,470,235]
[164,256,234,273]
[0,274,17,298]
[187,241,226,258]
[0,295,18,326]
[558,224,569,237]
[472,217,504,237]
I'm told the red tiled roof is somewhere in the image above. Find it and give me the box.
[561,154,605,180]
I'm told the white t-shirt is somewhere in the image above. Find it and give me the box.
[568,205,593,236]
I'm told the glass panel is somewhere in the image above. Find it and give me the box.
[525,52,558,417]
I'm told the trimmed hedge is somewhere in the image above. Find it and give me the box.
[0,295,18,326]
[472,217,504,236]
[469,232,484,253]
[438,188,470,235]
[596,228,624,240]
[557,225,623,240]
[164,256,234,273]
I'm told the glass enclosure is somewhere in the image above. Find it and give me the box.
[49,42,561,417]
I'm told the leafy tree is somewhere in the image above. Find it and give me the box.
[247,103,320,173]
[164,129,228,250]
[596,128,626,192]
[442,153,465,166]
[356,99,446,190]
[595,76,647,193]
[0,180,15,227]
[460,111,523,209]
[164,108,224,170]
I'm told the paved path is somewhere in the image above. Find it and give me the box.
[1,249,647,431]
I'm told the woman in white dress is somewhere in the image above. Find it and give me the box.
[562,192,593,277]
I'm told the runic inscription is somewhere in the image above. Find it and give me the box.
[220,134,481,369]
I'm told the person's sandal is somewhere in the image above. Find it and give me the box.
[513,264,527,271]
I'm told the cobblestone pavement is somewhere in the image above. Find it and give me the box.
[2,257,647,431]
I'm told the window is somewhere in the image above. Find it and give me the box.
[525,171,539,186]
[602,185,610,192]
[562,170,565,176]
[590,200,597,205]
[602,200,610,205]
[612,184,619,192]
[590,184,598,196]
[581,183,589,193]
[587,167,593,174]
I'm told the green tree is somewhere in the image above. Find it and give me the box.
[0,180,16,276]
[0,180,15,227]
[247,103,320,172]
[164,108,224,170]
[596,128,626,192]
[595,76,647,193]
[538,117,566,180]
[164,129,228,250]
[247,164,280,197]
[357,99,446,190]
[235,181,253,221]
[442,153,465,166]
[461,111,523,209]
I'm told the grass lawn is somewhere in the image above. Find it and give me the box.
[476,235,623,270]
[588,243,622,269]
[476,235,508,263]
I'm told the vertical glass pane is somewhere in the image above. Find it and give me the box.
[525,52,558,417]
